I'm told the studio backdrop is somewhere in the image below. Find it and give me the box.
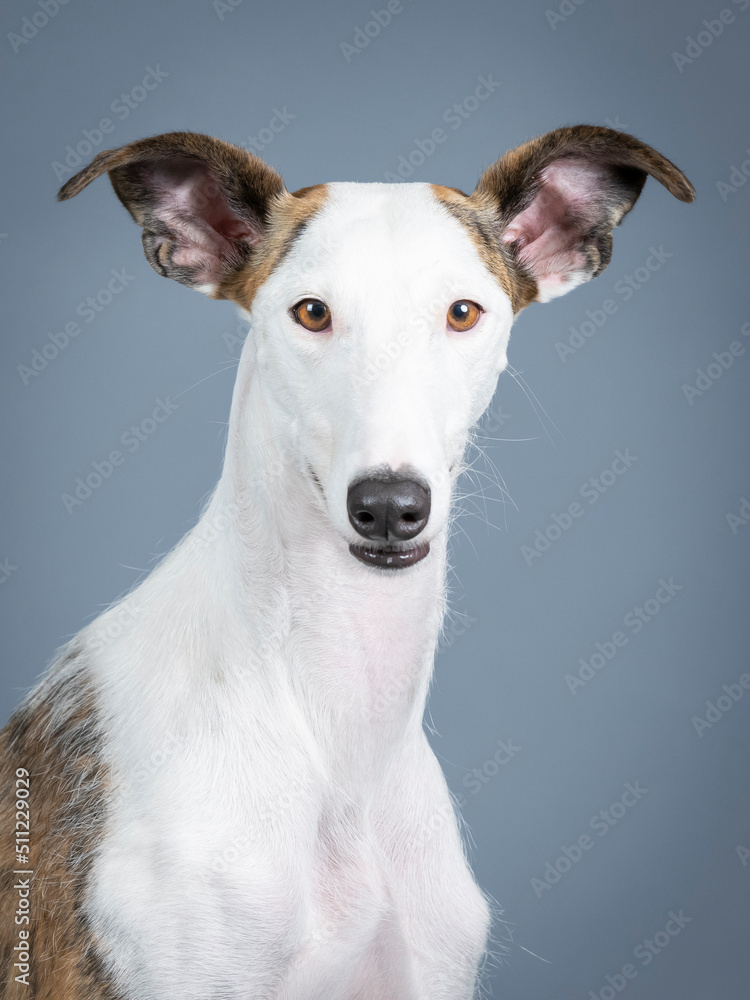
[1,0,749,996]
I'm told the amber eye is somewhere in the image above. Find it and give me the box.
[447,300,482,332]
[292,298,332,333]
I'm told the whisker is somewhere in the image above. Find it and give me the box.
[174,362,239,400]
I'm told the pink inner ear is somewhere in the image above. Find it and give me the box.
[147,159,262,285]
[502,159,614,293]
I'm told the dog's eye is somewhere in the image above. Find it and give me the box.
[447,300,483,332]
[292,298,332,332]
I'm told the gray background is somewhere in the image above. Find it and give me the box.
[1,0,749,996]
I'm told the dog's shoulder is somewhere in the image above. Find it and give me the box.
[0,647,120,998]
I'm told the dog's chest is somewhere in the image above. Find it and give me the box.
[90,747,415,999]
[280,810,408,997]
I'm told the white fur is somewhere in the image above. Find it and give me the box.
[77,183,517,998]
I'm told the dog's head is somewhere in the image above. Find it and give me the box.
[59,127,693,570]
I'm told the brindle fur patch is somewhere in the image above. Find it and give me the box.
[218,183,329,309]
[57,132,288,292]
[57,132,328,307]
[431,184,537,312]
[0,649,119,999]
[436,125,694,310]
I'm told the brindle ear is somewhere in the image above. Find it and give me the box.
[471,126,695,304]
[58,131,287,296]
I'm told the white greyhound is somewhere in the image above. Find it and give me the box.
[0,126,693,999]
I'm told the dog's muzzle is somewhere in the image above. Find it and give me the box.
[347,473,431,569]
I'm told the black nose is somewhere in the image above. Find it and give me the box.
[347,474,431,542]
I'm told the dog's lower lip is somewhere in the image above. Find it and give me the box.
[349,541,430,569]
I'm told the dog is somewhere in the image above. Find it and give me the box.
[0,126,693,999]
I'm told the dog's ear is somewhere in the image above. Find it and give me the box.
[58,131,287,295]
[471,126,694,303]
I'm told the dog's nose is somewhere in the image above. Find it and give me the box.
[347,475,431,541]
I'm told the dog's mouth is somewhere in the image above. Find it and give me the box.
[349,541,430,569]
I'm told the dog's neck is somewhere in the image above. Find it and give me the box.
[180,360,449,781]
